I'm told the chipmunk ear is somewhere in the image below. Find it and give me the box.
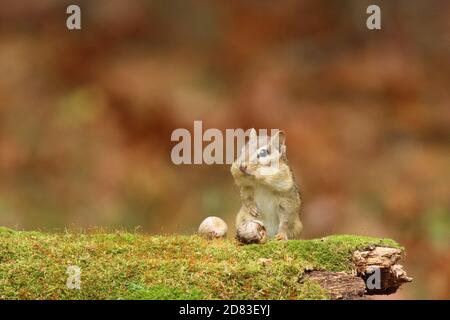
[270,130,286,152]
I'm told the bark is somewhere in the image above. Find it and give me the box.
[300,246,412,299]
[353,246,413,295]
[300,270,367,299]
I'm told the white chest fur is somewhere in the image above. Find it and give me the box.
[254,186,279,237]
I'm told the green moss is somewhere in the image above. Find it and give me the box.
[0,230,402,300]
[0,226,14,234]
[124,283,206,300]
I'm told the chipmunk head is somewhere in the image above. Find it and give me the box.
[231,129,287,180]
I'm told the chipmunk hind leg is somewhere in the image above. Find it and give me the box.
[276,211,303,240]
[287,218,303,239]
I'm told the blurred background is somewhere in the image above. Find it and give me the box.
[0,0,449,299]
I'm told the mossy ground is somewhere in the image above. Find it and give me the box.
[0,227,401,300]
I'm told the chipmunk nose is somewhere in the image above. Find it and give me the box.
[239,163,247,173]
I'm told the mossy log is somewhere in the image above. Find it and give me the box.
[301,246,412,299]
[0,227,411,300]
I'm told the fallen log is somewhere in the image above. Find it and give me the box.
[300,246,412,299]
[0,228,412,299]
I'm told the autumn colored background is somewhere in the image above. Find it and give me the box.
[0,0,449,299]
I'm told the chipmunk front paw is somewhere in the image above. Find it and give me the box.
[249,204,259,218]
[275,232,288,241]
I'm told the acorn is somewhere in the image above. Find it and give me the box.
[198,216,228,239]
[236,219,267,244]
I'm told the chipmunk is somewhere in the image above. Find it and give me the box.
[231,129,303,242]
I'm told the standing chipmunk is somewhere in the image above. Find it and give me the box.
[231,129,302,242]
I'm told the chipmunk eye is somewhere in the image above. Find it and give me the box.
[257,148,269,158]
